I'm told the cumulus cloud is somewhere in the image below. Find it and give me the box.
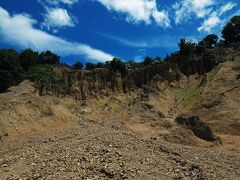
[42,8,76,31]
[95,0,170,27]
[0,7,113,62]
[198,2,237,33]
[38,0,78,32]
[219,2,237,16]
[173,0,237,33]
[198,12,220,33]
[173,0,215,24]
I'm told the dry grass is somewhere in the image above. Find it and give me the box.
[173,86,201,113]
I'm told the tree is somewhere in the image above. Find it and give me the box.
[155,56,162,64]
[164,54,171,62]
[96,62,105,69]
[222,16,240,43]
[24,64,61,95]
[143,56,154,66]
[107,58,126,74]
[0,69,12,92]
[85,62,96,70]
[202,34,218,48]
[72,61,83,70]
[38,50,60,65]
[178,38,196,55]
[19,49,38,70]
[0,49,20,72]
[125,60,141,71]
[196,34,218,54]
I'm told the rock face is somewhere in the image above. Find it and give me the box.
[1,54,240,179]
[175,116,217,141]
[53,63,181,102]
[49,45,240,103]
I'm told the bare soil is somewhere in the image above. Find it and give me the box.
[1,60,240,179]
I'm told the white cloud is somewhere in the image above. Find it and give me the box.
[0,7,113,62]
[39,0,79,6]
[173,0,215,24]
[198,2,237,33]
[219,2,237,16]
[95,0,170,27]
[57,0,78,5]
[198,12,220,33]
[42,8,76,31]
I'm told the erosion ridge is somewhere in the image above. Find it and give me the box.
[1,45,240,145]
[47,44,239,102]
[0,45,240,179]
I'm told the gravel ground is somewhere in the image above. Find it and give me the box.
[0,119,240,180]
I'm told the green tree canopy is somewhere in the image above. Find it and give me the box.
[143,56,154,66]
[72,61,83,70]
[196,34,218,54]
[85,62,96,70]
[19,49,38,70]
[125,60,141,71]
[0,49,20,72]
[202,34,218,48]
[155,56,163,64]
[178,38,196,56]
[222,16,240,43]
[38,50,60,65]
[0,69,13,92]
[96,62,105,69]
[107,58,126,74]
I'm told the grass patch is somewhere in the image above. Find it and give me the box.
[61,98,76,109]
[173,86,200,113]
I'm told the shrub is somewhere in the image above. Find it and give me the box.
[222,16,240,43]
[72,62,83,70]
[0,69,13,92]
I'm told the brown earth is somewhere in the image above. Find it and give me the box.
[0,58,240,179]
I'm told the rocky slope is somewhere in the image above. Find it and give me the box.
[0,51,240,179]
[1,119,240,179]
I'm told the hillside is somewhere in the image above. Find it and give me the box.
[0,51,240,179]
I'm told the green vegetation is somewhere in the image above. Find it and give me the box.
[72,61,83,70]
[106,58,127,75]
[19,49,38,70]
[85,62,96,70]
[197,34,218,54]
[0,49,61,93]
[222,16,240,43]
[173,86,201,113]
[0,69,13,92]
[96,62,106,69]
[178,38,196,56]
[24,64,60,85]
[0,15,239,93]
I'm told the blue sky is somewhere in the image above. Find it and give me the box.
[0,0,239,64]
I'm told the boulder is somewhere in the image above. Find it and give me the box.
[175,116,217,141]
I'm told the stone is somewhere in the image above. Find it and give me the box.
[175,116,218,141]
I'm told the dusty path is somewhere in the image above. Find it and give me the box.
[1,119,240,180]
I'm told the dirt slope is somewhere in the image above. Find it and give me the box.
[0,80,77,139]
[190,60,240,135]
[0,59,240,179]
